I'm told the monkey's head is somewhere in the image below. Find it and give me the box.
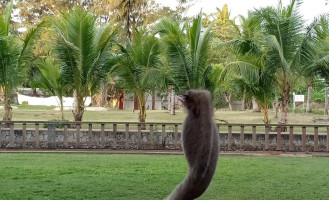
[177,90,213,117]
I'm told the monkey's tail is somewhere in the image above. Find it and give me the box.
[164,164,216,200]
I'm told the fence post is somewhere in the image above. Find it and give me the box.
[22,123,26,148]
[252,126,256,150]
[228,125,232,150]
[76,123,80,148]
[64,124,68,148]
[302,126,306,151]
[88,124,92,148]
[150,124,154,150]
[101,124,105,148]
[314,126,319,152]
[240,126,244,149]
[277,126,282,151]
[174,125,178,149]
[162,124,166,149]
[327,127,329,152]
[289,126,294,151]
[0,122,2,148]
[35,123,39,148]
[125,124,129,149]
[47,123,56,149]
[113,123,117,149]
[10,123,14,148]
[137,124,142,149]
[265,125,269,151]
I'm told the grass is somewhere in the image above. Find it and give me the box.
[0,153,328,200]
[0,105,328,125]
[2,105,329,132]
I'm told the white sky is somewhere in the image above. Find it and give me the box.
[157,0,329,23]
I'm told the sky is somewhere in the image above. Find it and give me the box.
[157,0,329,23]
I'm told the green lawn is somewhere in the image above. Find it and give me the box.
[0,153,328,200]
[0,105,328,125]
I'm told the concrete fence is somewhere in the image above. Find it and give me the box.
[0,121,329,152]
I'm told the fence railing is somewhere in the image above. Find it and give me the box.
[0,121,328,152]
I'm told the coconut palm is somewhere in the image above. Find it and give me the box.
[30,58,68,120]
[0,0,45,121]
[157,13,214,93]
[217,12,275,123]
[51,8,117,121]
[112,29,166,123]
[308,15,329,115]
[254,0,318,124]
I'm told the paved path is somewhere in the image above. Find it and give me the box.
[1,149,329,157]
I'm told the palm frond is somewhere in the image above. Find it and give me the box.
[18,21,47,65]
[0,0,13,36]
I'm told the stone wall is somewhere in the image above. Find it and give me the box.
[0,128,182,150]
[0,128,327,151]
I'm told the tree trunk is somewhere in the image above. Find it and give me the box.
[325,84,328,115]
[224,92,232,111]
[257,100,270,124]
[137,92,146,130]
[0,87,5,103]
[274,88,279,118]
[280,84,290,124]
[252,96,260,112]
[241,88,246,111]
[306,81,312,113]
[3,95,12,121]
[152,90,155,110]
[72,90,84,122]
[3,88,12,128]
[60,97,65,121]
[3,87,12,121]
[171,88,175,115]
[99,83,107,107]
[167,89,171,112]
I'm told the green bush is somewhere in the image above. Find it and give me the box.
[42,119,71,128]
[21,101,28,106]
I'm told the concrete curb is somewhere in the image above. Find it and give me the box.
[1,149,329,157]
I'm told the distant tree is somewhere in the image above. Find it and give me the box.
[204,4,238,42]
[51,8,117,121]
[255,0,318,124]
[112,29,166,123]
[0,0,45,121]
[31,58,68,120]
[157,13,214,93]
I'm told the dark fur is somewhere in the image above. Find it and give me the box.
[165,90,219,200]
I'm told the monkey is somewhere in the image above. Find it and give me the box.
[164,89,219,200]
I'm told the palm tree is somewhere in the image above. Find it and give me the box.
[216,12,275,123]
[0,0,45,121]
[31,58,68,120]
[51,8,117,121]
[157,13,214,93]
[112,29,165,123]
[255,0,318,124]
[308,15,329,115]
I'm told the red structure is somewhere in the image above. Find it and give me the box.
[119,93,124,110]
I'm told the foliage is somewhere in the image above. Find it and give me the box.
[0,0,45,121]
[157,13,214,94]
[203,4,238,41]
[51,8,117,121]
[254,0,319,124]
[30,58,68,120]
[216,12,275,123]
[112,29,166,122]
